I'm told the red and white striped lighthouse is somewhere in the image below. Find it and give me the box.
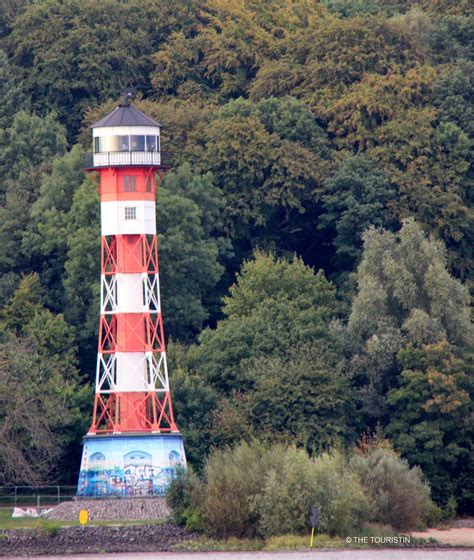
[78,94,186,498]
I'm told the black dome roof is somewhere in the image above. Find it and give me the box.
[92,104,161,128]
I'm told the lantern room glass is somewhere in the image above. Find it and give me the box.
[94,135,159,153]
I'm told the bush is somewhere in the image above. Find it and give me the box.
[351,446,434,530]
[258,448,369,536]
[202,440,285,538]
[166,440,435,539]
[310,451,370,535]
[258,446,317,536]
[166,466,204,530]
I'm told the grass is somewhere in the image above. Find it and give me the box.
[171,526,440,552]
[0,508,168,530]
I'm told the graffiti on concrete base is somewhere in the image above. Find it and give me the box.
[77,436,186,497]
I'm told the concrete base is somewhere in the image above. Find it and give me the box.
[77,433,186,497]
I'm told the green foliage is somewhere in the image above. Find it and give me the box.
[201,440,279,538]
[247,344,355,452]
[260,448,369,537]
[323,0,397,17]
[351,443,434,530]
[8,0,199,134]
[169,343,219,467]
[63,177,100,354]
[320,154,395,274]
[0,111,67,279]
[196,251,337,393]
[169,441,433,539]
[23,144,86,310]
[340,219,472,422]
[0,49,28,128]
[386,341,473,506]
[0,277,90,485]
[166,466,204,529]
[157,167,225,340]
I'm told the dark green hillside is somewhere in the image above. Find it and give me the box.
[0,0,472,515]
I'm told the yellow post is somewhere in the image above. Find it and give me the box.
[310,526,315,548]
[79,509,89,525]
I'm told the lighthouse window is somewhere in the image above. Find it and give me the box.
[99,136,118,152]
[146,135,157,152]
[123,176,136,192]
[94,137,100,153]
[130,135,145,151]
[124,207,136,220]
[118,135,129,151]
[146,176,152,192]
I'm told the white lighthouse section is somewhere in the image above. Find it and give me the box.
[93,125,161,167]
[101,200,156,235]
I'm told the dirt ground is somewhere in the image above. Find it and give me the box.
[410,527,474,546]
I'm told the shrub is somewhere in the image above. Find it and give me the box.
[351,446,434,530]
[258,446,318,536]
[167,440,435,539]
[166,466,204,530]
[310,450,370,535]
[201,440,285,538]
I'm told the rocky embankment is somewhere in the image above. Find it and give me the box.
[0,524,196,556]
[44,497,170,521]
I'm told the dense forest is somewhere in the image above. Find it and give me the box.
[0,0,472,516]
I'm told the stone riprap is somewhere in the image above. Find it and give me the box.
[44,497,170,521]
[0,523,195,556]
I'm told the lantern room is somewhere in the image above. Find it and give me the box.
[87,92,166,169]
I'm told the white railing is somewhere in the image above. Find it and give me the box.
[91,151,161,167]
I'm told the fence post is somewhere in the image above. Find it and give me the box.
[57,486,60,505]
[14,486,17,508]
[37,494,40,512]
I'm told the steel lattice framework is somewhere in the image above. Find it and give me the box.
[87,165,178,435]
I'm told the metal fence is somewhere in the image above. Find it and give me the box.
[0,486,77,509]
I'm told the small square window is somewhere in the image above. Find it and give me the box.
[124,176,136,192]
[124,207,136,220]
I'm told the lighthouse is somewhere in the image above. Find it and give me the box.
[77,93,186,497]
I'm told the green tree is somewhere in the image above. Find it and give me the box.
[0,336,89,484]
[0,49,28,128]
[320,154,395,276]
[247,344,354,452]
[434,60,474,137]
[0,111,67,279]
[9,0,199,134]
[191,111,323,240]
[340,219,472,422]
[0,275,90,484]
[157,180,224,341]
[168,341,219,468]
[23,144,86,311]
[195,251,338,393]
[386,341,473,506]
[62,177,100,364]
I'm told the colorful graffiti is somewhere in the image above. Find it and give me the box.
[77,435,186,497]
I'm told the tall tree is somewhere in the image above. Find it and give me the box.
[319,154,395,278]
[386,341,473,507]
[0,275,90,484]
[194,251,338,393]
[340,219,472,422]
